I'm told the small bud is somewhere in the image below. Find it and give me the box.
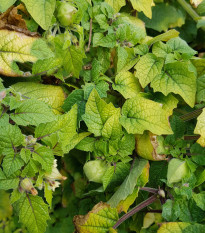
[20,178,38,196]
[158,189,166,198]
[24,135,37,146]
[0,90,6,100]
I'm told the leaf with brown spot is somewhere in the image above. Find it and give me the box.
[135,131,167,161]
[73,202,118,233]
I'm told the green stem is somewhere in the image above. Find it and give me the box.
[177,0,200,22]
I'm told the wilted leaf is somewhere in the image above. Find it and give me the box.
[73,202,118,233]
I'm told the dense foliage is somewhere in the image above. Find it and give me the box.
[0,0,205,232]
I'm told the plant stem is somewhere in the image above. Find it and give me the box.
[112,195,158,229]
[180,107,204,121]
[177,0,200,22]
[140,187,158,194]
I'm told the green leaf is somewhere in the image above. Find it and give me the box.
[93,33,116,48]
[151,62,196,107]
[120,96,173,135]
[192,58,205,77]
[84,81,109,100]
[0,190,12,219]
[0,30,53,76]
[22,0,56,30]
[0,0,17,12]
[32,145,54,173]
[167,38,197,58]
[105,0,126,13]
[146,29,179,46]
[116,47,139,73]
[130,0,153,18]
[194,108,205,147]
[0,124,24,155]
[196,75,205,103]
[32,57,62,77]
[193,192,205,211]
[135,53,164,88]
[63,45,85,78]
[35,104,77,151]
[73,202,118,233]
[14,193,50,233]
[162,199,180,221]
[20,148,32,164]
[2,154,24,177]
[115,14,146,45]
[45,182,53,207]
[12,82,66,114]
[82,89,120,137]
[139,3,185,32]
[21,159,39,177]
[107,159,148,207]
[10,99,56,126]
[113,71,142,99]
[75,137,96,152]
[102,111,122,140]
[0,168,19,190]
[102,166,115,190]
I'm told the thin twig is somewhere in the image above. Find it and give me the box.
[113,195,158,229]
[86,18,93,52]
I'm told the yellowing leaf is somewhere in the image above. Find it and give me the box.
[135,131,167,161]
[0,0,17,12]
[151,62,196,107]
[194,108,205,146]
[113,71,142,99]
[120,96,173,135]
[105,0,126,13]
[117,189,139,214]
[130,0,153,19]
[143,213,155,229]
[22,0,56,30]
[0,30,53,76]
[12,82,66,114]
[73,202,118,233]
[157,222,190,233]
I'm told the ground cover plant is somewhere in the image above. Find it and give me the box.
[0,0,205,232]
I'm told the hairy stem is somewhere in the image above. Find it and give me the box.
[177,0,200,22]
[113,195,158,229]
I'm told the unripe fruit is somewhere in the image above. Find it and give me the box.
[83,160,108,183]
[20,178,38,196]
[57,2,77,27]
